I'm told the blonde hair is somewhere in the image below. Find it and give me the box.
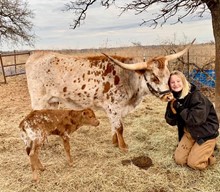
[168,70,191,99]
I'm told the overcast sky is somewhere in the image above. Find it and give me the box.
[2,0,214,51]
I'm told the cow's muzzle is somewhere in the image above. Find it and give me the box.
[146,82,170,98]
[144,75,173,101]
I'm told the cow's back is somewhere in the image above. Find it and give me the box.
[25,51,138,110]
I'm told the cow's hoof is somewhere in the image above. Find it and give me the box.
[32,172,39,183]
[39,166,45,171]
[112,143,119,148]
[119,146,128,153]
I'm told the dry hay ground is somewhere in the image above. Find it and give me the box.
[0,75,220,192]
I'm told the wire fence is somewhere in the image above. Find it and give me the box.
[167,51,215,85]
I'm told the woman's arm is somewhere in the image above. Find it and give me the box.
[180,92,210,126]
[165,102,178,126]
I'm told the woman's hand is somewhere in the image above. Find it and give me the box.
[170,99,183,114]
[170,99,184,114]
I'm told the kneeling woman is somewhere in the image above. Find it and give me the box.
[165,70,219,170]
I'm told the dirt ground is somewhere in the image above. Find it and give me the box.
[0,75,220,192]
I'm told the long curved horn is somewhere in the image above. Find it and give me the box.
[102,53,146,70]
[102,38,196,71]
[165,38,196,61]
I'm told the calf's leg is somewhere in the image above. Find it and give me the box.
[61,136,73,166]
[29,141,44,182]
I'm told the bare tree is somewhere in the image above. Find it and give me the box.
[0,0,35,47]
[64,0,220,119]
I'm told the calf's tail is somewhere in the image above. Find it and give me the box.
[26,141,33,156]
[20,130,33,156]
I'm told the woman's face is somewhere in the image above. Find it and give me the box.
[169,74,183,92]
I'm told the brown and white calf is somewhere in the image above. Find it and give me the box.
[19,108,99,181]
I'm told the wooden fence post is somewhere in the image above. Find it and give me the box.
[187,50,190,79]
[0,53,7,84]
[14,50,17,74]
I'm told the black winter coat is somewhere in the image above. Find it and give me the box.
[165,84,219,144]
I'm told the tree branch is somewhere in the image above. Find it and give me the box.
[0,0,35,46]
[64,0,209,29]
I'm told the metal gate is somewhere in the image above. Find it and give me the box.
[0,51,30,83]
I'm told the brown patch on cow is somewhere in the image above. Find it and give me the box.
[114,75,120,85]
[156,57,166,69]
[94,88,99,99]
[81,84,86,90]
[83,92,90,97]
[110,55,133,63]
[86,56,107,68]
[103,82,111,93]
[148,57,166,69]
[87,55,106,61]
[103,63,114,76]
[51,129,61,135]
[53,57,60,65]
[94,71,101,76]
[63,87,67,92]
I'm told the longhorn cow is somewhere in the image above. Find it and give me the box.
[25,39,195,151]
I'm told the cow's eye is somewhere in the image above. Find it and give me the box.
[151,74,160,84]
